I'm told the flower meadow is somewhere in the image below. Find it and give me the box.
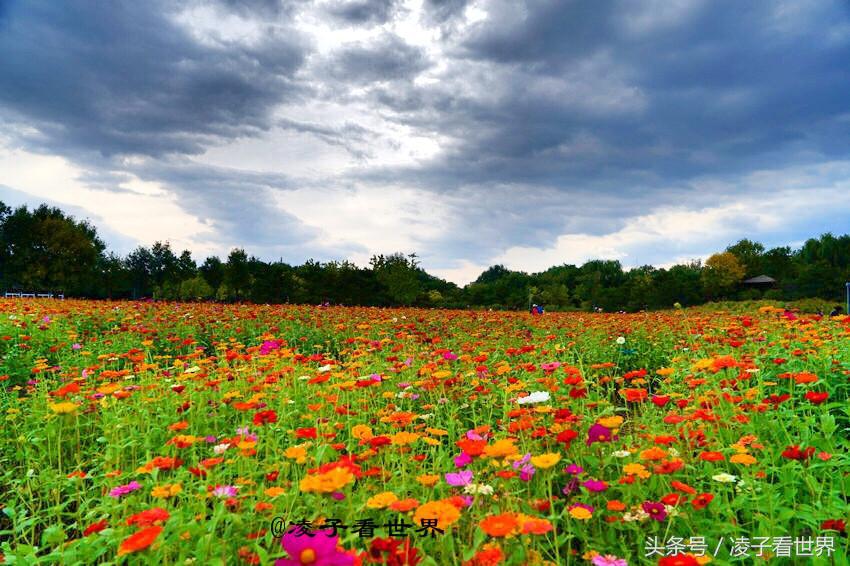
[0,300,848,565]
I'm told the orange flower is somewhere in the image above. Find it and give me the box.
[521,517,553,535]
[479,513,519,537]
[640,447,667,461]
[698,451,724,462]
[117,525,163,556]
[389,498,420,512]
[413,500,461,530]
[606,500,626,512]
[620,388,648,403]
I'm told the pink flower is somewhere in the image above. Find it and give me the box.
[445,470,473,486]
[276,529,354,566]
[582,479,608,492]
[454,452,472,467]
[212,485,239,498]
[109,481,141,498]
[592,555,628,566]
[443,351,458,361]
[642,501,667,522]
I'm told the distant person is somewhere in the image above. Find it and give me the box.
[829,305,843,317]
[530,303,538,315]
[538,305,545,315]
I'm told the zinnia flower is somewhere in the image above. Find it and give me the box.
[445,470,473,486]
[276,528,354,566]
[642,501,667,522]
[517,391,551,405]
[592,555,628,566]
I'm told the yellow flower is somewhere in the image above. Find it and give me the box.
[483,439,518,459]
[421,437,441,446]
[152,483,182,498]
[299,467,355,493]
[425,427,448,436]
[597,416,623,430]
[417,474,440,487]
[284,445,308,464]
[49,402,78,414]
[389,431,420,446]
[569,506,592,520]
[366,492,398,509]
[623,463,651,479]
[264,486,287,498]
[351,424,373,440]
[729,453,757,466]
[530,453,561,469]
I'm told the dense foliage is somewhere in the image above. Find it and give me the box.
[0,300,848,564]
[2,201,850,310]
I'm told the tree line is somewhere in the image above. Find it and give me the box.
[1,200,849,310]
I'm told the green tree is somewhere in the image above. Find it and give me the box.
[370,253,422,305]
[702,252,746,299]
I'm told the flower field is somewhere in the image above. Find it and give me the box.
[0,300,848,565]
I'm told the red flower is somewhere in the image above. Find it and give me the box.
[556,429,578,446]
[651,395,670,407]
[821,519,847,533]
[83,519,109,536]
[252,410,277,426]
[782,445,816,461]
[659,555,700,566]
[127,508,170,527]
[804,391,829,405]
[690,493,714,510]
[117,526,163,556]
[295,427,318,439]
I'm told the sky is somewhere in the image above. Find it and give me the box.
[2,0,850,285]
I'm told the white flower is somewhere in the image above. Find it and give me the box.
[213,443,230,455]
[712,472,738,483]
[463,483,494,496]
[616,336,626,345]
[318,364,332,373]
[611,450,632,458]
[517,391,551,405]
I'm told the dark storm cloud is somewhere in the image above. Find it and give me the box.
[324,33,430,84]
[0,0,307,158]
[363,0,850,198]
[421,0,470,24]
[3,0,850,273]
[323,0,400,25]
[277,118,377,159]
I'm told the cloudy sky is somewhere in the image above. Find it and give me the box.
[2,0,850,284]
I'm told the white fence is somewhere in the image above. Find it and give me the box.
[4,292,64,299]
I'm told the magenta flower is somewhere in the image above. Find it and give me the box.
[443,351,458,361]
[259,340,281,355]
[582,479,608,492]
[276,529,354,566]
[642,501,667,522]
[565,464,584,475]
[454,452,472,467]
[586,423,617,446]
[592,555,628,566]
[109,481,141,498]
[445,470,473,486]
[512,453,531,469]
[212,485,239,498]
[519,464,536,482]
